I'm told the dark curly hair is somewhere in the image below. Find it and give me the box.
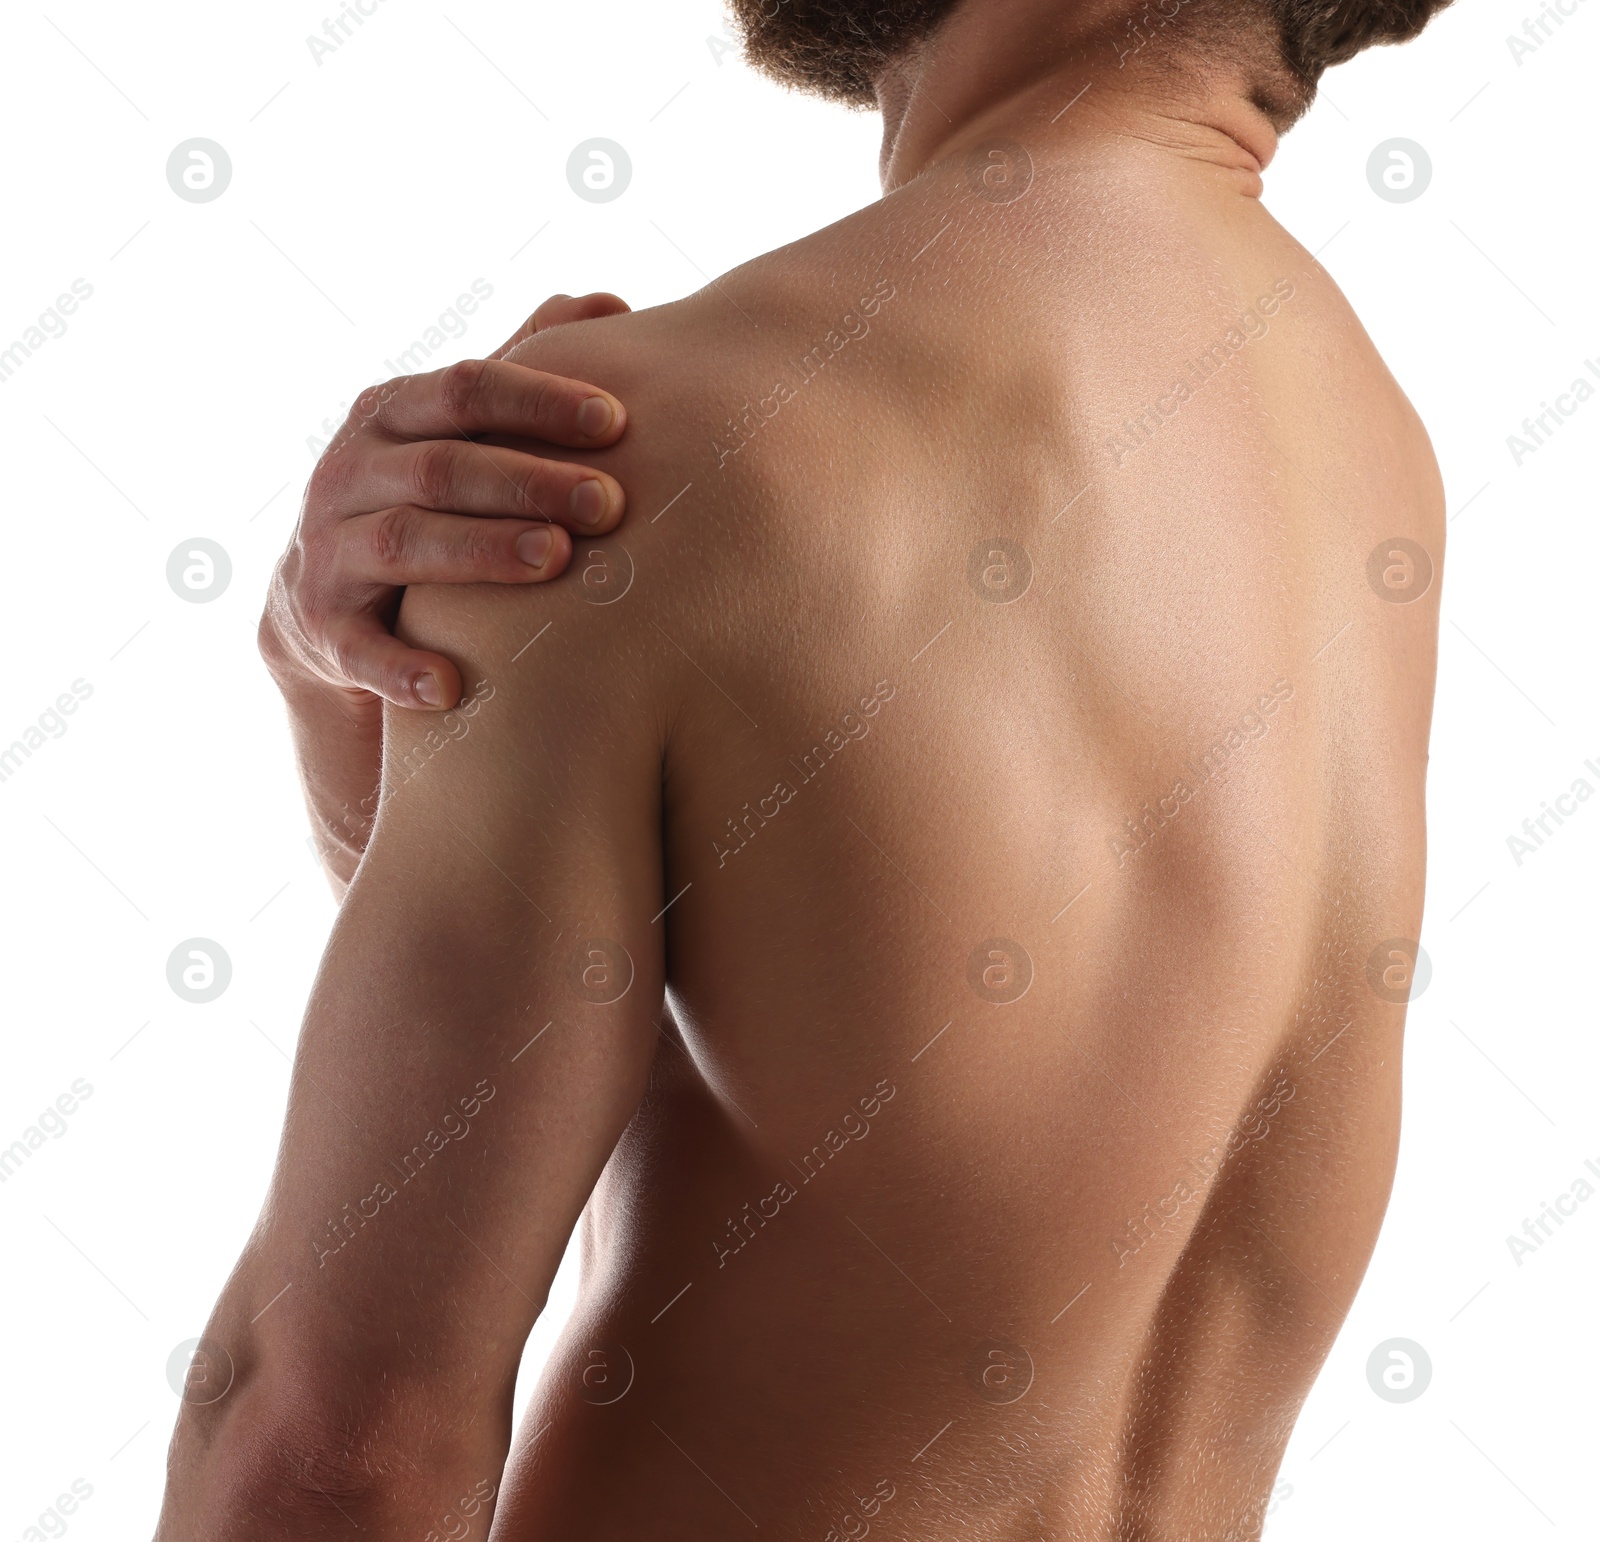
[1272,0,1450,76]
[728,0,1455,128]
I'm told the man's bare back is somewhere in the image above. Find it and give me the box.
[384,88,1441,1542]
[157,13,1446,1539]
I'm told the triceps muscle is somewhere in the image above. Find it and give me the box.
[172,587,667,1500]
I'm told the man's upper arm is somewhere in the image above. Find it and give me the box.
[159,581,666,1532]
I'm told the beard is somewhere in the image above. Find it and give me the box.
[727,0,963,106]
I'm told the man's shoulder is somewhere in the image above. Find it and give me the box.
[504,191,921,445]
[394,287,813,744]
[504,262,901,562]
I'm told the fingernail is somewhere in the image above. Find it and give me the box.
[517,526,555,567]
[415,673,443,707]
[576,396,616,438]
[569,479,610,527]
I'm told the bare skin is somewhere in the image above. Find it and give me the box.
[260,291,634,895]
[159,9,1442,1541]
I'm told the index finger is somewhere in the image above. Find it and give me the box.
[362,357,626,449]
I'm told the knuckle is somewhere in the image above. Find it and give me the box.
[324,632,389,695]
[437,357,491,422]
[517,464,553,518]
[304,448,356,510]
[458,521,506,572]
[283,548,332,621]
[353,378,402,432]
[410,441,459,509]
[273,543,306,597]
[256,609,287,668]
[323,631,359,683]
[351,383,385,423]
[523,370,565,429]
[368,506,416,574]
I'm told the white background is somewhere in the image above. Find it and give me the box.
[1,1,1595,1536]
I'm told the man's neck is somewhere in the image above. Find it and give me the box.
[875,0,1282,194]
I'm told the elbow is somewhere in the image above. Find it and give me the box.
[158,1359,502,1539]
[158,1395,411,1539]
